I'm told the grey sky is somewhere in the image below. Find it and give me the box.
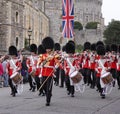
[102,0,120,25]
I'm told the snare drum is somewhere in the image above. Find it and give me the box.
[10,72,23,84]
[101,72,113,84]
[30,70,36,78]
[69,71,82,84]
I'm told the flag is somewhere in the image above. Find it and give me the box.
[62,0,74,38]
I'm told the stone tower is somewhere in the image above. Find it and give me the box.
[0,0,24,52]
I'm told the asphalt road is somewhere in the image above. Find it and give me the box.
[0,83,120,114]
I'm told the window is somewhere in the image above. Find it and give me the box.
[86,16,89,22]
[15,12,19,23]
[16,37,18,46]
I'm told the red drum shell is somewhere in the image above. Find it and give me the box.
[10,72,22,84]
[70,71,82,84]
[101,72,113,84]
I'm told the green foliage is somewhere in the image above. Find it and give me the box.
[76,44,83,52]
[85,22,99,29]
[103,20,120,45]
[74,21,83,30]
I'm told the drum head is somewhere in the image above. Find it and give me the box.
[10,72,18,79]
[70,71,78,78]
[101,72,110,78]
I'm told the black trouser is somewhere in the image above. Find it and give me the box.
[82,68,91,85]
[60,69,65,87]
[110,69,117,87]
[28,74,33,89]
[117,71,120,88]
[9,78,17,95]
[54,67,60,86]
[28,74,36,91]
[96,77,102,93]
[42,76,53,103]
[65,75,75,95]
[35,76,44,94]
[90,69,96,88]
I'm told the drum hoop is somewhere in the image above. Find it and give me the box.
[70,70,78,78]
[10,72,19,79]
[101,72,111,78]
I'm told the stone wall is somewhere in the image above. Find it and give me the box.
[74,29,104,45]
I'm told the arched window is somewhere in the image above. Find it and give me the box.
[16,12,19,23]
[16,37,18,46]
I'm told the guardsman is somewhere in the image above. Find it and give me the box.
[26,44,38,92]
[7,46,22,97]
[37,37,60,106]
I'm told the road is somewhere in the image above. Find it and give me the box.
[0,83,120,114]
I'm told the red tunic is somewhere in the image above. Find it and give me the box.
[37,53,60,77]
[7,57,22,77]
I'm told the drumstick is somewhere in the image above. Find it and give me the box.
[38,70,54,92]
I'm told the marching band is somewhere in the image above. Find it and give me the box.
[1,37,120,106]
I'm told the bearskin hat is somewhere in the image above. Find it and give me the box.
[96,41,104,47]
[91,43,96,51]
[118,45,120,53]
[68,40,75,46]
[105,44,111,52]
[83,42,91,51]
[38,44,46,54]
[65,42,75,54]
[30,44,37,54]
[42,36,54,50]
[8,45,17,56]
[96,45,105,55]
[54,43,61,51]
[111,44,117,52]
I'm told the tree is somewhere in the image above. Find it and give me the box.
[103,20,120,45]
[85,22,99,29]
[74,21,83,30]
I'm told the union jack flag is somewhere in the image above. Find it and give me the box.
[62,0,74,38]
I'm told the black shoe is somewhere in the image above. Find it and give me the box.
[12,93,16,97]
[32,89,35,92]
[113,81,115,87]
[67,91,70,95]
[42,93,45,96]
[29,88,32,91]
[10,92,13,95]
[59,85,63,88]
[100,93,105,99]
[46,102,50,106]
[38,92,41,96]
[118,87,120,90]
[71,94,74,97]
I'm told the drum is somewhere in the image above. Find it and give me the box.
[10,72,23,84]
[69,71,82,84]
[101,72,113,85]
[30,70,36,78]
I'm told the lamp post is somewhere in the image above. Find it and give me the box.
[27,27,32,47]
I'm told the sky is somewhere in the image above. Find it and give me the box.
[102,0,120,25]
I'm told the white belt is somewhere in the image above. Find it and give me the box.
[43,66,54,69]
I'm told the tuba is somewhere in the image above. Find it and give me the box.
[66,57,85,93]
